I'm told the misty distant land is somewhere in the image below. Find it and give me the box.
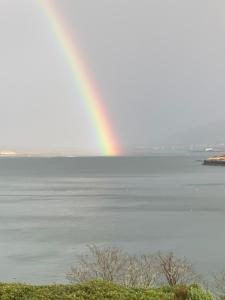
[0,146,224,158]
[2,120,225,157]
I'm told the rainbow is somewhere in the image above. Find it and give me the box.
[38,0,122,156]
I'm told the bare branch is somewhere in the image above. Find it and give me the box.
[157,251,200,286]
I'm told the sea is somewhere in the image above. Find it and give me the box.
[0,153,225,283]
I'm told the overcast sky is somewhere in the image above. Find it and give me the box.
[0,0,225,153]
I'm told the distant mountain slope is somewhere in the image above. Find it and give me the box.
[167,120,225,145]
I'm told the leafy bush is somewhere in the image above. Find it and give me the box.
[0,281,217,300]
[0,280,173,300]
[187,286,215,300]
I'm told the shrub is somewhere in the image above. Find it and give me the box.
[187,286,215,300]
[0,280,174,300]
[157,252,201,287]
[0,281,217,300]
[67,245,203,288]
[174,286,189,300]
[66,245,159,288]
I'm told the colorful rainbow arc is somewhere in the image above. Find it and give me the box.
[39,0,122,156]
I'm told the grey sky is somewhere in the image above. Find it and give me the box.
[0,0,225,153]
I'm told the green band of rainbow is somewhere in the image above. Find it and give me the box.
[39,0,122,156]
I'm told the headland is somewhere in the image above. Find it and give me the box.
[203,155,225,165]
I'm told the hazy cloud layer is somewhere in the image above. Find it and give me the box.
[0,0,225,153]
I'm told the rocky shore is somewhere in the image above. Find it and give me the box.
[203,155,225,165]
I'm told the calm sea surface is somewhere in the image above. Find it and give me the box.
[0,154,225,283]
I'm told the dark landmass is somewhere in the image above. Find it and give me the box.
[203,155,225,165]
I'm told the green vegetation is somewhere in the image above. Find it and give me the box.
[0,280,215,300]
[0,245,224,299]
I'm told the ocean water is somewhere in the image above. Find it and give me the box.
[0,154,225,283]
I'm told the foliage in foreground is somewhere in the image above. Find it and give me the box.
[0,280,214,300]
